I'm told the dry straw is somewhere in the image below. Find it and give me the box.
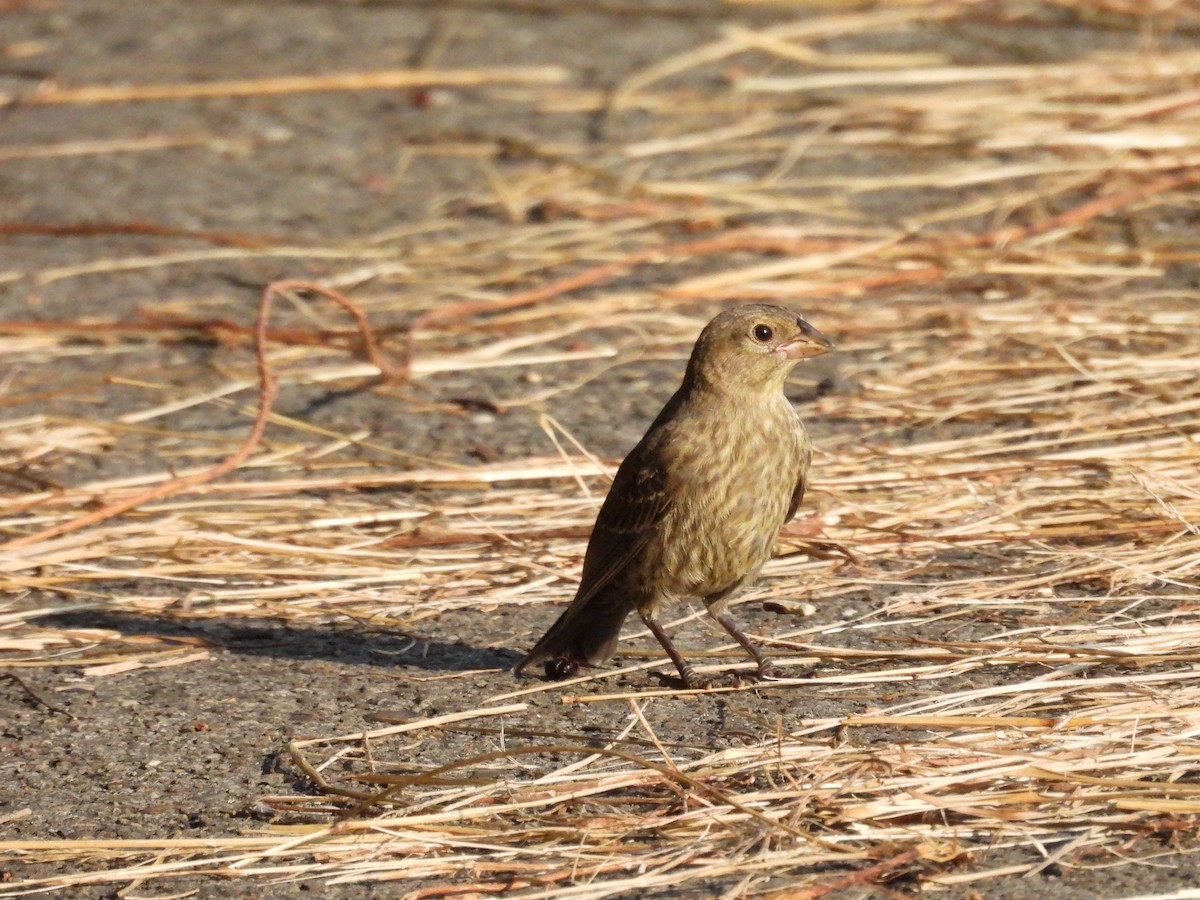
[3,0,1200,895]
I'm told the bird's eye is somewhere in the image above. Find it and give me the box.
[753,324,773,342]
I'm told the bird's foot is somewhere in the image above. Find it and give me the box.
[652,665,716,691]
[756,661,783,681]
[655,662,783,691]
[730,662,783,686]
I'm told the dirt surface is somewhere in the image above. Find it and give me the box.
[3,1,1200,897]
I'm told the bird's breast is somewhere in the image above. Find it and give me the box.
[649,396,808,600]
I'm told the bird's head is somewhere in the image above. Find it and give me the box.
[685,304,835,394]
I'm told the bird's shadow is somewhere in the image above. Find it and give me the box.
[37,608,522,674]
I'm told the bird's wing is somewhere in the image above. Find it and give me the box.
[514,442,672,672]
[573,445,671,602]
[785,442,812,522]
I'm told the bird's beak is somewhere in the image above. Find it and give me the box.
[776,320,835,360]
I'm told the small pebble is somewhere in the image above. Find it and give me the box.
[544,657,578,680]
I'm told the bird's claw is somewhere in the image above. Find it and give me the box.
[730,663,782,686]
[756,661,783,681]
[652,668,715,690]
[659,662,782,691]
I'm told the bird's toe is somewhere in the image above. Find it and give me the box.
[756,661,783,680]
[651,668,714,690]
[728,663,782,686]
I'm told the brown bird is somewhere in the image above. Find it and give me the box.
[516,305,834,688]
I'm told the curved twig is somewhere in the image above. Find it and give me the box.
[0,285,285,552]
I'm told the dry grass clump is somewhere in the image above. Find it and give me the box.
[3,1,1200,895]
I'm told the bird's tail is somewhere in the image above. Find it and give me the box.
[514,597,631,676]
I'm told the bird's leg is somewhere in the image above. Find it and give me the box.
[713,610,780,681]
[639,609,708,689]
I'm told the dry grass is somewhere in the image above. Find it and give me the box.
[3,0,1200,895]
